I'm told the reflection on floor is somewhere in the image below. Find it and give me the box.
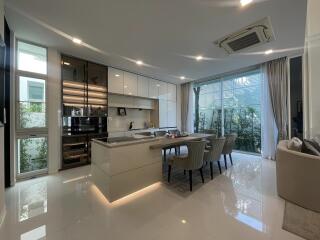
[0,152,303,240]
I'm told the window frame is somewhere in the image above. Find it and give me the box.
[15,39,48,135]
[15,39,49,179]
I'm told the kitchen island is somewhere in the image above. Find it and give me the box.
[91,134,212,202]
[91,136,162,202]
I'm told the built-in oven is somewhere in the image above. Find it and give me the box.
[62,116,107,135]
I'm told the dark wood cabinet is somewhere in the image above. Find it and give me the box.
[61,55,108,170]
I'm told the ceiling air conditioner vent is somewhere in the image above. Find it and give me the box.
[214,17,275,54]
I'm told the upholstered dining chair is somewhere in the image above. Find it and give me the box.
[168,140,206,191]
[222,134,237,169]
[168,129,181,155]
[204,137,226,179]
[205,134,217,148]
[154,130,167,137]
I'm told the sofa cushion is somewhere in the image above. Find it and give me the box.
[287,137,303,152]
[301,139,320,156]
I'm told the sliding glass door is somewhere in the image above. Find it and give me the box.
[16,40,48,178]
[194,69,262,153]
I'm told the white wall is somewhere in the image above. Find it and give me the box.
[47,49,61,173]
[305,0,320,137]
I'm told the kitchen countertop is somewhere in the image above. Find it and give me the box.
[92,136,160,148]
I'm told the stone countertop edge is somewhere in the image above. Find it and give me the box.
[92,138,160,148]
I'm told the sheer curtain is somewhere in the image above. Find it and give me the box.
[261,64,278,159]
[181,82,194,133]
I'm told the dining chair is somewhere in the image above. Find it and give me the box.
[168,140,206,191]
[154,130,167,137]
[222,134,237,169]
[205,134,217,148]
[204,137,226,179]
[154,130,169,161]
[168,129,181,155]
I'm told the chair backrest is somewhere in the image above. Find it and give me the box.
[222,134,237,154]
[205,137,226,162]
[168,129,180,135]
[135,131,152,136]
[206,134,217,141]
[185,140,206,170]
[204,129,217,135]
[154,130,167,137]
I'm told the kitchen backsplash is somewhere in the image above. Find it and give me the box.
[108,108,151,132]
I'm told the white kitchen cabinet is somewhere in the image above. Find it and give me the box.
[108,67,124,94]
[167,101,177,127]
[167,83,177,101]
[158,81,168,100]
[159,99,168,128]
[149,79,160,99]
[137,76,149,98]
[124,72,138,96]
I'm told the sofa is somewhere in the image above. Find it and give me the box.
[276,140,320,212]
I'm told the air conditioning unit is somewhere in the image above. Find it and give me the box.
[214,17,275,54]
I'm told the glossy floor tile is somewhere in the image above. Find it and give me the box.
[0,153,303,240]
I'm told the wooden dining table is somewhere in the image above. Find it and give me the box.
[149,133,213,149]
[149,134,213,161]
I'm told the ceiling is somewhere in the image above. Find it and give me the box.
[5,0,307,84]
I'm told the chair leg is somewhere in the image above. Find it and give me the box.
[199,167,204,183]
[168,165,171,183]
[184,169,186,175]
[217,161,222,174]
[189,170,193,191]
[163,149,167,162]
[175,147,177,156]
[224,155,228,169]
[229,153,233,165]
[209,162,213,180]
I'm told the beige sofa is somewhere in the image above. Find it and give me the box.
[276,140,320,212]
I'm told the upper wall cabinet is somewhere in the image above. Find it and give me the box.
[149,79,160,99]
[138,76,149,98]
[124,72,138,96]
[108,67,124,94]
[158,81,168,100]
[167,83,177,102]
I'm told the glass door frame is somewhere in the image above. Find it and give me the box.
[15,39,48,180]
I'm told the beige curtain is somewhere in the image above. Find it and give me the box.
[181,82,191,132]
[266,57,289,140]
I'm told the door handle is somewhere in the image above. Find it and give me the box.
[3,108,6,124]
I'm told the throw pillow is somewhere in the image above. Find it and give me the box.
[301,139,320,156]
[287,137,303,152]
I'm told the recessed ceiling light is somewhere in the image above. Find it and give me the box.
[115,74,120,77]
[136,60,143,66]
[265,49,273,55]
[63,62,70,66]
[240,0,253,7]
[180,76,186,80]
[181,219,187,224]
[72,37,82,44]
[196,55,203,61]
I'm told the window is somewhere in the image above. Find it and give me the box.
[194,69,262,153]
[17,41,47,75]
[16,40,48,178]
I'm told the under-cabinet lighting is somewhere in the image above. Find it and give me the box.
[265,49,273,55]
[196,55,203,61]
[136,60,143,66]
[180,76,185,80]
[63,62,70,66]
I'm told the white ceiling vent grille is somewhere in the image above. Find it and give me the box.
[214,17,275,54]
